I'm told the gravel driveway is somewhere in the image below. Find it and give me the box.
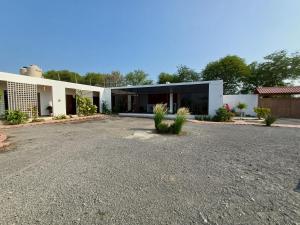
[0,117,299,225]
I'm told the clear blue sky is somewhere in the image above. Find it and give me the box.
[1,0,300,81]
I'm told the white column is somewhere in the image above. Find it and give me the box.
[208,80,223,115]
[169,92,173,114]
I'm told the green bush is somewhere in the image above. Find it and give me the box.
[264,115,276,126]
[5,110,28,125]
[195,115,212,121]
[157,122,171,133]
[76,94,97,116]
[153,104,167,129]
[213,107,233,122]
[254,107,271,119]
[53,114,67,120]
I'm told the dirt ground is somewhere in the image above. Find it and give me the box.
[0,117,299,225]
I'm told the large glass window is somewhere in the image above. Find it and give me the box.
[111,83,209,114]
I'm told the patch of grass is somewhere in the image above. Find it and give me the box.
[53,114,67,120]
[31,118,45,123]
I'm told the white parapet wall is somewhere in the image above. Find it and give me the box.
[100,88,111,112]
[209,80,223,115]
[223,94,258,116]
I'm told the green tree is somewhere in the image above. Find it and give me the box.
[125,70,153,85]
[176,65,200,82]
[43,70,83,84]
[242,50,300,93]
[105,71,125,87]
[158,72,177,84]
[84,72,106,86]
[201,55,251,94]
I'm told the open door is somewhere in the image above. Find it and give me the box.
[66,95,76,115]
[93,96,100,113]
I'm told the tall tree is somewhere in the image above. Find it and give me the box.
[105,71,125,87]
[201,55,251,94]
[125,70,153,85]
[176,65,200,82]
[84,72,106,86]
[242,50,300,93]
[43,70,83,84]
[158,72,177,84]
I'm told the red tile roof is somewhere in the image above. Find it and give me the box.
[255,86,300,95]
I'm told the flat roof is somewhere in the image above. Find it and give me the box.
[110,80,222,90]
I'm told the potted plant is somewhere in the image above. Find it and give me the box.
[46,105,53,115]
[236,102,247,119]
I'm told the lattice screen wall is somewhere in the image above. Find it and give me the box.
[7,81,38,118]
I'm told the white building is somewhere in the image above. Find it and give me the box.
[0,71,223,117]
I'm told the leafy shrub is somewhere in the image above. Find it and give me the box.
[53,114,67,120]
[5,110,28,125]
[102,101,111,114]
[157,122,171,133]
[76,94,97,116]
[254,107,271,119]
[153,104,167,129]
[213,107,233,122]
[195,115,212,121]
[264,115,276,126]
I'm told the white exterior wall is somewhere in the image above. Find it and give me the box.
[37,86,53,116]
[77,90,93,101]
[100,88,111,112]
[52,85,66,115]
[208,80,223,115]
[223,94,258,116]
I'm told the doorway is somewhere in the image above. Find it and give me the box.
[66,95,76,115]
[93,96,100,113]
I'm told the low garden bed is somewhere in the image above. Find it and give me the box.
[0,114,108,129]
